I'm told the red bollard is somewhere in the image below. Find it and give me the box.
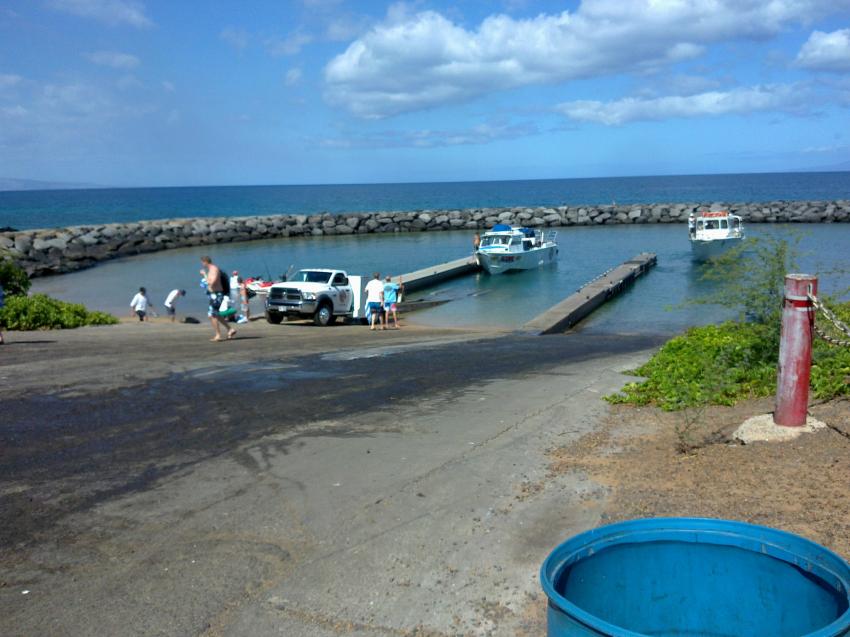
[774,274,818,427]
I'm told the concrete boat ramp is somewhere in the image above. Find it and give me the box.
[522,253,658,334]
[395,252,658,334]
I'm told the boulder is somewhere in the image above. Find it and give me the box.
[14,235,33,253]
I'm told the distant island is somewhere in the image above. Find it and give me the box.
[0,178,102,192]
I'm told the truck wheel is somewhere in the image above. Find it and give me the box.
[266,312,283,324]
[314,302,334,326]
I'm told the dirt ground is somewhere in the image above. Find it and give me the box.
[550,396,850,560]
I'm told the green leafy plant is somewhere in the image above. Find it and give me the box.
[0,257,31,297]
[810,297,850,400]
[692,234,801,350]
[607,322,777,411]
[0,294,118,330]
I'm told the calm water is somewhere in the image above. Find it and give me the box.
[31,224,850,335]
[4,171,850,230]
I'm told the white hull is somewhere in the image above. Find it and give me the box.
[690,237,742,261]
[477,244,558,274]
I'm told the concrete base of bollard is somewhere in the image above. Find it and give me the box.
[733,413,826,444]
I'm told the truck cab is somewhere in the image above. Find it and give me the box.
[265,269,354,326]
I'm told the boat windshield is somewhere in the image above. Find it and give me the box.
[481,235,510,246]
[290,270,332,284]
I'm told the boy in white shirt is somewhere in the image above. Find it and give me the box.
[130,287,155,322]
[163,288,186,322]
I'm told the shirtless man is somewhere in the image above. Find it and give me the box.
[200,256,236,342]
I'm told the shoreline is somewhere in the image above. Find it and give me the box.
[2,198,849,277]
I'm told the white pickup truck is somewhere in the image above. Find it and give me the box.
[265,269,359,326]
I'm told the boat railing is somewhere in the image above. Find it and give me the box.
[543,230,558,245]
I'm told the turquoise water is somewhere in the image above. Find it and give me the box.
[31,223,850,334]
[4,171,850,230]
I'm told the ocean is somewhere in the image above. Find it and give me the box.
[30,223,850,334]
[3,171,850,230]
[12,171,850,333]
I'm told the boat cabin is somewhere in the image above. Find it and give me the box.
[479,225,543,252]
[689,211,743,241]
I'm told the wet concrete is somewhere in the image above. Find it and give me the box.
[1,329,660,551]
[0,321,663,636]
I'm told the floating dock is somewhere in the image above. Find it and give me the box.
[395,256,480,293]
[522,253,658,335]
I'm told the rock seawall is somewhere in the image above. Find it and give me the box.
[2,200,848,277]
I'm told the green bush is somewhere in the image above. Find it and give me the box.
[607,322,777,410]
[0,258,31,297]
[811,299,850,400]
[607,301,850,410]
[0,294,118,330]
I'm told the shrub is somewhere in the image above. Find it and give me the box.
[0,294,118,330]
[606,322,777,411]
[607,300,850,410]
[0,258,31,297]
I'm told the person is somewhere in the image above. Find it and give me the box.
[472,233,481,251]
[364,272,385,331]
[200,255,236,341]
[237,276,250,324]
[163,288,186,323]
[129,287,155,321]
[229,270,241,320]
[688,213,696,238]
[382,275,404,329]
[0,281,5,345]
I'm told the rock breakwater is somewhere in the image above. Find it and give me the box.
[2,200,848,277]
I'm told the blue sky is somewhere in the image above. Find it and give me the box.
[1,0,850,187]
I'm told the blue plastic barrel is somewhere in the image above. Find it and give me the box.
[541,518,850,637]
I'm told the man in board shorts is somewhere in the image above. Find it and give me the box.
[200,256,236,342]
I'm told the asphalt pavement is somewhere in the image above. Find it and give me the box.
[0,320,662,636]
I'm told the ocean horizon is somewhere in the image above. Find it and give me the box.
[3,170,850,231]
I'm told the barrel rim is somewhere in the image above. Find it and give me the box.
[540,517,850,637]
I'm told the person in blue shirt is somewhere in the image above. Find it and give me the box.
[382,275,404,329]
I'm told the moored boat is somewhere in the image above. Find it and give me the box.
[476,224,558,274]
[688,210,744,261]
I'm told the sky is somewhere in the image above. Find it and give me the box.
[1,0,850,187]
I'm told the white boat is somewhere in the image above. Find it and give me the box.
[688,210,744,261]
[476,224,558,274]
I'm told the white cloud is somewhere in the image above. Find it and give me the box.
[220,27,250,51]
[319,119,539,149]
[285,68,303,86]
[49,0,152,28]
[116,74,142,90]
[326,14,370,41]
[266,30,313,56]
[796,29,850,72]
[324,1,850,118]
[1,105,27,117]
[302,0,343,8]
[85,50,140,70]
[556,85,805,125]
[0,73,22,90]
